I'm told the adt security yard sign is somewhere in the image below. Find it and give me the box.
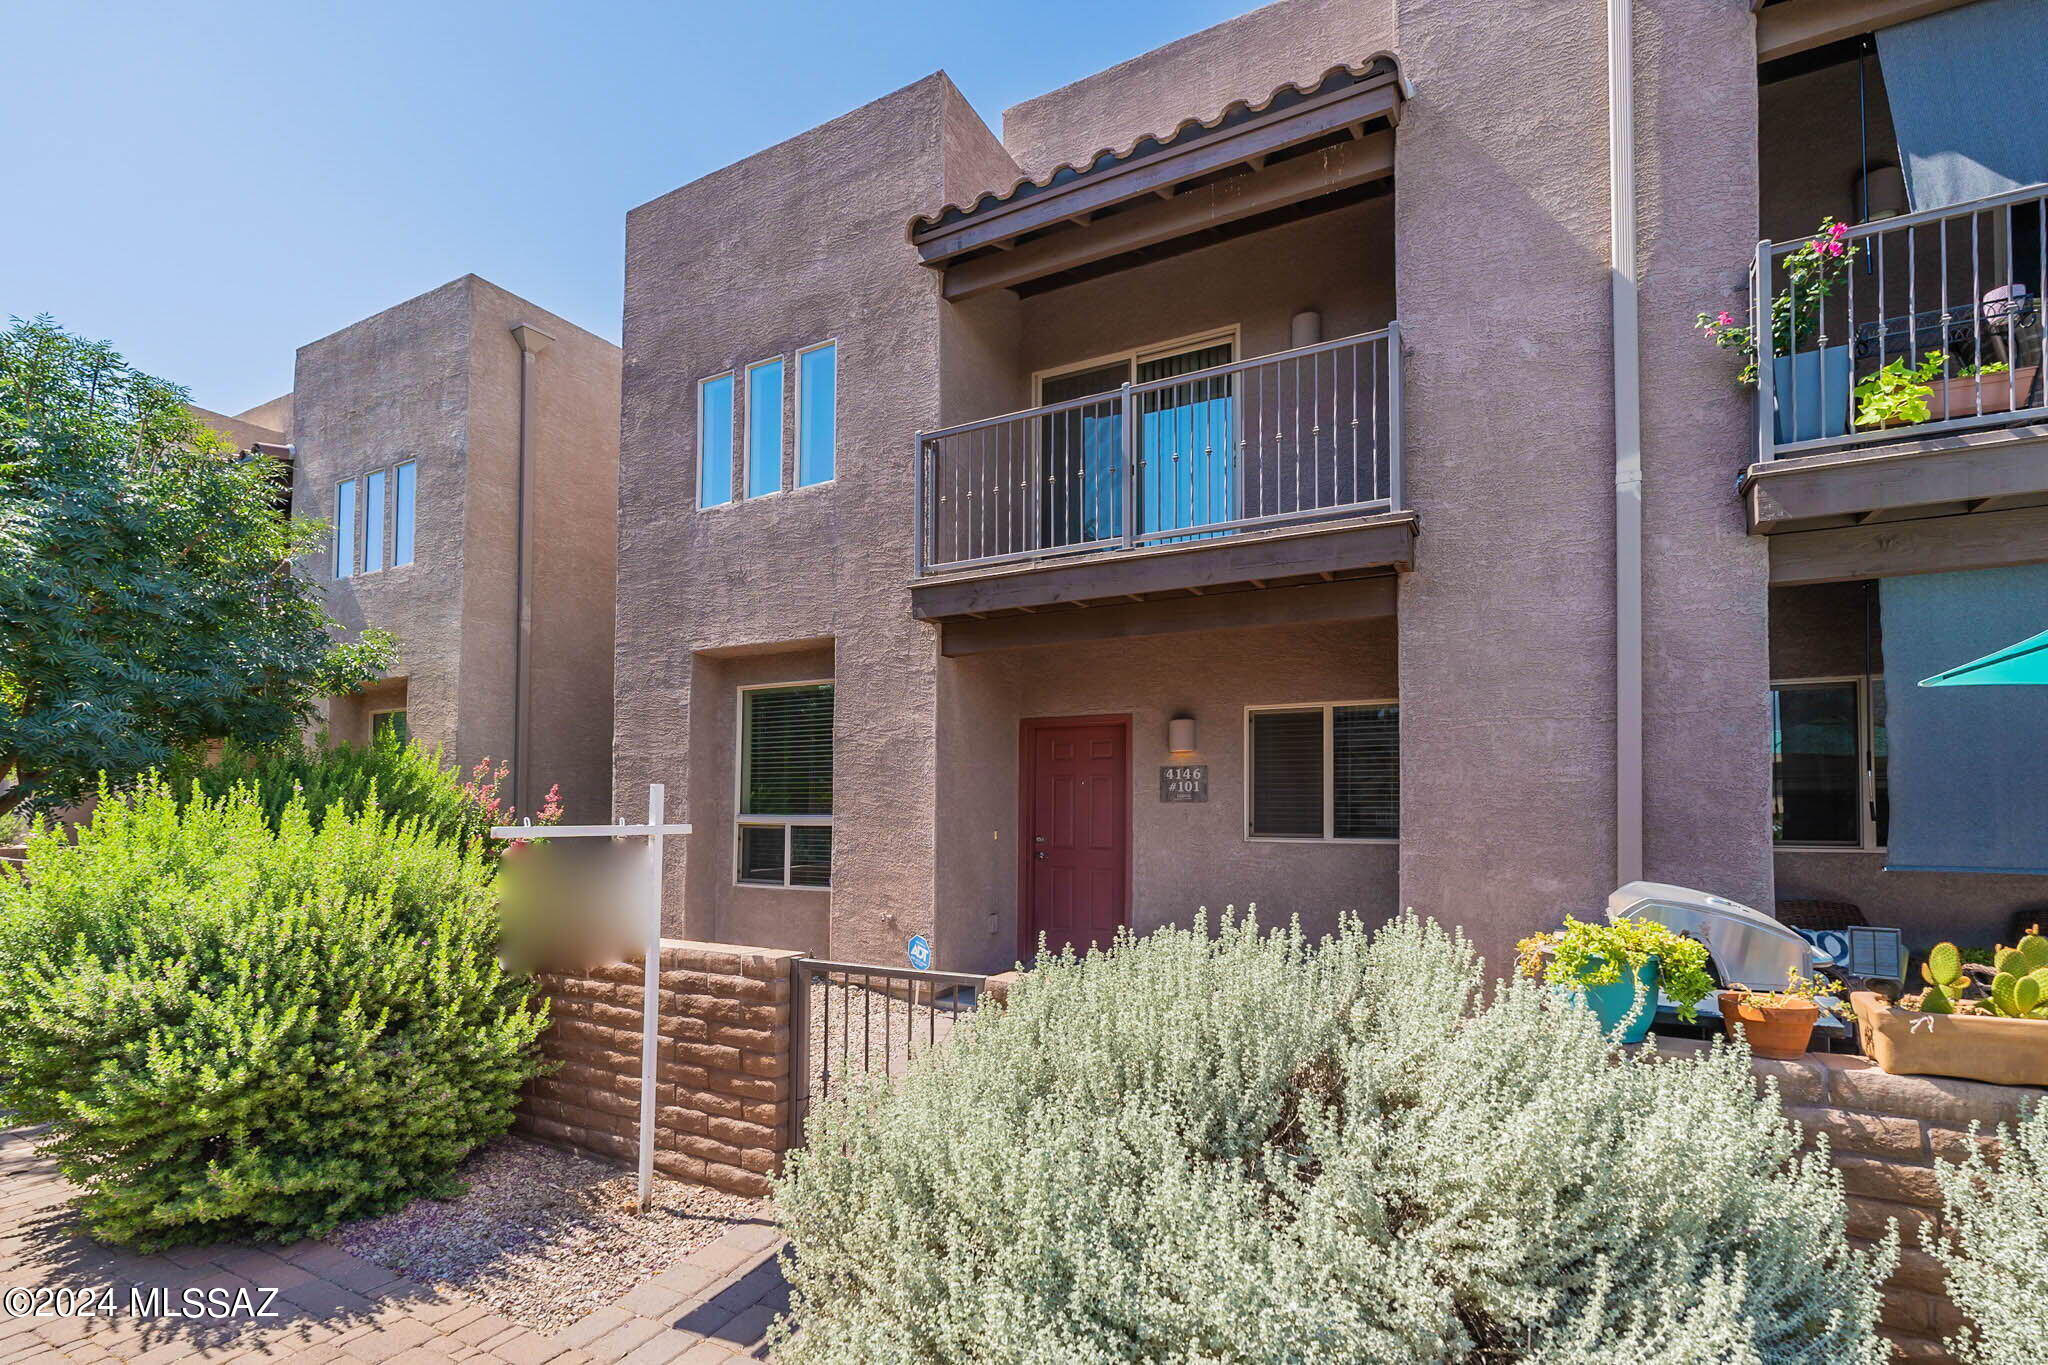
[907,934,932,971]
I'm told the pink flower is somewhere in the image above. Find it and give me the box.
[1827,222,1848,239]
[1716,311,1736,328]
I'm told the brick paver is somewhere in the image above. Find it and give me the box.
[0,1128,791,1364]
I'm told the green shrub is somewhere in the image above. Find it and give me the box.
[1926,1101,2045,1365]
[0,779,548,1248]
[776,914,1893,1363]
[171,733,514,850]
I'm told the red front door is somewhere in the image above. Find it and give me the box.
[1021,716,1130,959]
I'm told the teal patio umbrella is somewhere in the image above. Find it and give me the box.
[1919,627,2048,686]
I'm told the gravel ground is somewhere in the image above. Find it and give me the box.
[800,975,975,1109]
[332,1135,765,1333]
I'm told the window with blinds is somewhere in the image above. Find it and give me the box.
[1247,703,1399,841]
[737,682,833,886]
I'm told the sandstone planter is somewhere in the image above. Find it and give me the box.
[1718,991,1819,1060]
[1852,990,2048,1088]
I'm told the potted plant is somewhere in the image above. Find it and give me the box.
[1851,931,2048,1087]
[1854,354,2038,431]
[1517,918,1714,1044]
[1699,219,1859,444]
[1719,968,1839,1060]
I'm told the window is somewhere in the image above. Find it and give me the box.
[797,342,836,487]
[363,469,386,573]
[371,709,409,746]
[1246,702,1399,840]
[393,461,416,565]
[1771,677,1888,848]
[334,479,358,578]
[699,375,734,507]
[745,359,784,498]
[737,682,832,886]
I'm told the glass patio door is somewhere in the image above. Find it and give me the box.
[1036,338,1235,551]
[1135,341,1234,539]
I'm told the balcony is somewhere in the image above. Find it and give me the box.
[909,329,1413,639]
[1746,184,2048,533]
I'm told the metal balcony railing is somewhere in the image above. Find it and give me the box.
[915,326,1401,576]
[1757,184,2048,460]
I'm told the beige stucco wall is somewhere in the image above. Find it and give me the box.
[291,276,618,823]
[935,618,1402,974]
[616,76,1018,953]
[1000,0,1397,182]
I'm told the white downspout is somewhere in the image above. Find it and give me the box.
[1609,0,1645,887]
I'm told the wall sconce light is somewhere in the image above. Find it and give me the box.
[1858,163,1908,222]
[1167,714,1197,755]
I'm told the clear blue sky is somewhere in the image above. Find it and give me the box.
[4,1,1245,415]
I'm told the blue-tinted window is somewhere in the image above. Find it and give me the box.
[699,376,734,507]
[363,469,386,573]
[335,479,357,578]
[746,359,784,498]
[393,461,416,565]
[798,343,836,487]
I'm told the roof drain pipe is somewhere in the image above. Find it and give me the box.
[509,323,554,819]
[1608,0,1645,887]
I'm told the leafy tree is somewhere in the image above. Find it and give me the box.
[0,316,392,814]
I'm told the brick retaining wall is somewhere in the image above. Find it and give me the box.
[1659,1037,2043,1362]
[521,951,2038,1360]
[515,939,803,1197]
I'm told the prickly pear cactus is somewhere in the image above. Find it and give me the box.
[1920,942,1966,1014]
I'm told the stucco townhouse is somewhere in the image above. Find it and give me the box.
[196,274,621,823]
[612,0,2048,974]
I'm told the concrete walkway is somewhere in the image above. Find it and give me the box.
[0,1129,791,1365]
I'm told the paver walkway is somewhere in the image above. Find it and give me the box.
[0,1129,791,1364]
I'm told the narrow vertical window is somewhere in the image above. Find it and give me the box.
[746,358,784,498]
[335,479,357,579]
[798,343,836,487]
[1769,683,1861,845]
[698,375,734,508]
[363,469,386,573]
[392,461,416,565]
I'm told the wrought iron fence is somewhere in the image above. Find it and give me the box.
[1757,184,2048,459]
[788,957,988,1146]
[914,326,1401,575]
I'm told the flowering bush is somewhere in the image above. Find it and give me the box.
[1925,1101,2046,1365]
[0,780,547,1248]
[1699,219,1858,384]
[775,914,1893,1363]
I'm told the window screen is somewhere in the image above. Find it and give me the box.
[1250,704,1399,840]
[1771,683,1861,845]
[738,683,833,887]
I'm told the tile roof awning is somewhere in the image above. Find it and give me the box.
[910,58,1406,285]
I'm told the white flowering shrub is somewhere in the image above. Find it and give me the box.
[774,914,1892,1364]
[1927,1101,2046,1365]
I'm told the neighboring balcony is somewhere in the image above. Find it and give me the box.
[910,327,1414,635]
[1745,183,2048,533]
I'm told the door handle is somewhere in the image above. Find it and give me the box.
[1034,851,1048,859]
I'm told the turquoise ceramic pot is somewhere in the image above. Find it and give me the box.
[1572,954,1660,1044]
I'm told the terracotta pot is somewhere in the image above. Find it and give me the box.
[1928,366,2038,421]
[1852,990,2048,1087]
[1718,991,1819,1060]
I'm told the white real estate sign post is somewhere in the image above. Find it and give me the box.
[494,783,689,1212]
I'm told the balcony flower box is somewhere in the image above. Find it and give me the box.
[1851,989,2048,1087]
[1926,365,2040,422]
